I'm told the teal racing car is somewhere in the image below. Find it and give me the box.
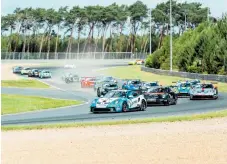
[90,90,147,113]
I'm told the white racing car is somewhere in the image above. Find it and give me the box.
[189,83,218,100]
[64,64,76,69]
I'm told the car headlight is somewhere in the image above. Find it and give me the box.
[162,95,166,98]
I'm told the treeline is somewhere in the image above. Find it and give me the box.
[145,14,227,75]
[2,0,210,57]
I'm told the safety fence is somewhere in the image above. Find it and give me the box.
[141,66,227,83]
[1,52,147,60]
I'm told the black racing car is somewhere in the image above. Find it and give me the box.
[28,69,40,77]
[97,82,119,97]
[144,86,178,106]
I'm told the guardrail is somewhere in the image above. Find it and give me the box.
[141,66,227,83]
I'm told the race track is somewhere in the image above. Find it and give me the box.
[2,60,227,125]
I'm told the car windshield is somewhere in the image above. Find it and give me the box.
[103,77,113,81]
[196,84,213,89]
[104,83,117,87]
[180,83,190,87]
[149,87,169,93]
[104,91,126,98]
[130,80,141,85]
[43,71,50,73]
[146,82,158,86]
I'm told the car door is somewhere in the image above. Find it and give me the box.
[127,91,139,108]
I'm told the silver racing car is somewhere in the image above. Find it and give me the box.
[189,83,218,100]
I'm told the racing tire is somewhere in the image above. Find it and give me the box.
[190,95,194,100]
[97,88,101,97]
[65,79,70,84]
[164,100,170,106]
[122,102,128,112]
[140,100,146,111]
[173,99,177,105]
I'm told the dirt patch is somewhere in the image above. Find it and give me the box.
[1,63,40,80]
[2,118,227,164]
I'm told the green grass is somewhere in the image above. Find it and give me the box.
[2,109,227,131]
[1,79,50,88]
[1,94,83,115]
[99,65,227,92]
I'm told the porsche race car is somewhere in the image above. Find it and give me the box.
[28,69,40,77]
[142,81,160,91]
[39,70,51,78]
[144,86,178,106]
[173,81,191,97]
[64,64,76,69]
[62,73,80,83]
[12,66,23,74]
[96,82,119,97]
[21,67,31,75]
[94,76,117,91]
[189,83,218,100]
[122,79,143,91]
[128,59,144,65]
[81,77,96,88]
[90,90,147,113]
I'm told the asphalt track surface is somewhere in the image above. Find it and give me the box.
[2,60,227,125]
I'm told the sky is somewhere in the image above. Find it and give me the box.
[1,0,227,18]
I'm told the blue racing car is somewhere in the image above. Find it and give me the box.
[122,79,143,91]
[173,81,191,97]
[90,90,147,113]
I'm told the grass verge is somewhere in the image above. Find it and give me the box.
[2,109,227,131]
[99,66,227,92]
[1,79,50,88]
[1,94,83,115]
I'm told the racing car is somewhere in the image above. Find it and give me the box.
[62,73,80,83]
[90,90,147,113]
[128,59,145,65]
[81,77,96,88]
[21,67,31,75]
[172,81,191,97]
[122,79,143,91]
[142,81,160,91]
[12,66,23,74]
[144,86,178,106]
[189,82,218,100]
[39,70,51,78]
[28,69,40,77]
[94,76,117,91]
[64,64,76,69]
[96,82,119,97]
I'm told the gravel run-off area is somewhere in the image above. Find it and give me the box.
[2,118,227,164]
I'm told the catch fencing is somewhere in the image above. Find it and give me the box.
[1,52,147,60]
[141,66,227,83]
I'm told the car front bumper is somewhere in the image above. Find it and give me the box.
[146,98,168,105]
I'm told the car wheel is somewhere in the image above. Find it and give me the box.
[164,100,170,106]
[140,100,146,111]
[97,88,101,97]
[173,99,177,105]
[122,102,128,112]
[190,95,194,100]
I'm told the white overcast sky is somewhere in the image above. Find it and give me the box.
[1,0,227,18]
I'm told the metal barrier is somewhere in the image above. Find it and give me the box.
[141,66,227,83]
[1,52,148,60]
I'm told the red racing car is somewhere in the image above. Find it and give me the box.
[80,77,96,88]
